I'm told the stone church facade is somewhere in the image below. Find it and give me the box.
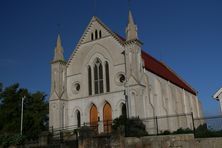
[49,11,203,133]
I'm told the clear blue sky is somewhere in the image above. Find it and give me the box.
[0,0,222,116]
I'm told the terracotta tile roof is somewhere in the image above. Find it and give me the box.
[114,33,197,95]
[141,50,197,95]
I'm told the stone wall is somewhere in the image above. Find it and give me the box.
[124,134,222,148]
[20,134,222,148]
[79,134,222,148]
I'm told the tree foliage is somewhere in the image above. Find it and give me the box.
[195,123,222,138]
[112,115,148,137]
[0,83,48,142]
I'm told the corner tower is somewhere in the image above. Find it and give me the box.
[50,34,66,96]
[49,34,67,130]
[124,10,143,82]
[124,10,146,118]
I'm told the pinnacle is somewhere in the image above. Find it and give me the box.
[128,10,135,25]
[126,10,138,41]
[56,34,62,47]
[53,33,64,61]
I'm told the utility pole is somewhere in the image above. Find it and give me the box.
[21,96,25,135]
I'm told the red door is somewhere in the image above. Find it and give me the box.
[90,104,98,132]
[103,102,112,133]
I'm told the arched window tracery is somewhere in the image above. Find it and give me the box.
[94,58,103,94]
[88,58,110,95]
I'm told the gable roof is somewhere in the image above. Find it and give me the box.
[67,16,125,66]
[66,16,197,95]
[141,50,197,95]
[115,32,197,95]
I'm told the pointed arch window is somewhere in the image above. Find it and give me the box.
[99,30,102,38]
[95,30,98,39]
[105,61,110,92]
[91,33,94,40]
[121,103,126,118]
[94,58,103,94]
[88,66,92,95]
[76,110,81,127]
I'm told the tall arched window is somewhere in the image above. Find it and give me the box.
[121,103,126,117]
[99,63,103,93]
[88,66,92,95]
[76,110,81,127]
[95,30,98,39]
[105,61,110,92]
[99,30,102,38]
[94,58,103,94]
[91,33,94,40]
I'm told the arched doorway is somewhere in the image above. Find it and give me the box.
[90,104,98,132]
[103,102,112,133]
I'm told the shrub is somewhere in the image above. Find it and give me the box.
[160,130,171,135]
[195,123,222,138]
[0,134,25,148]
[173,128,193,134]
[112,115,148,137]
[77,125,97,139]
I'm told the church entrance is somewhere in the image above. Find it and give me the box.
[90,104,98,132]
[103,102,112,133]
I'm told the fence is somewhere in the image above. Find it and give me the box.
[49,113,222,140]
[194,115,222,138]
[140,113,194,135]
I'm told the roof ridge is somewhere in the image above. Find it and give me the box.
[141,50,197,95]
[159,60,197,94]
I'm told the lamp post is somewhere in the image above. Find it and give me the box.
[20,96,25,135]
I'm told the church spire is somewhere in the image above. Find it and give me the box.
[126,10,138,41]
[128,10,135,25]
[53,34,64,61]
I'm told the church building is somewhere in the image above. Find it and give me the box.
[49,11,203,133]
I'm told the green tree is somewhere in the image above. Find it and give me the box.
[0,83,48,141]
[23,91,48,139]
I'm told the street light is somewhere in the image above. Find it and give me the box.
[20,96,25,135]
